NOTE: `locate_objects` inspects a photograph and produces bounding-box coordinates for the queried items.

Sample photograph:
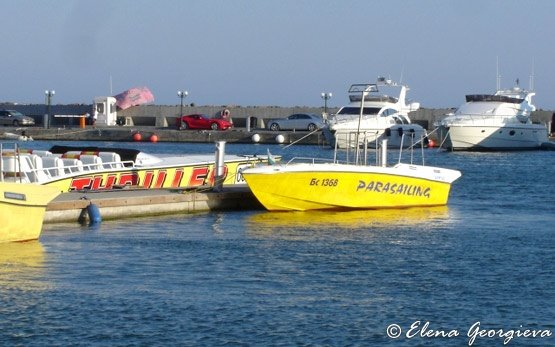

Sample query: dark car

[267,113,325,131]
[180,114,233,130]
[0,110,35,126]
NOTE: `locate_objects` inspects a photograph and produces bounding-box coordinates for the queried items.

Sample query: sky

[2,0,555,110]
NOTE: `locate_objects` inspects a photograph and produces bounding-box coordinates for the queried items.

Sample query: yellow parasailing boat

[242,161,461,211]
[0,181,61,243]
[242,83,462,211]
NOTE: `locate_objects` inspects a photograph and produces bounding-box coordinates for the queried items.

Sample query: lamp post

[177,90,188,129]
[44,90,55,129]
[321,92,332,115]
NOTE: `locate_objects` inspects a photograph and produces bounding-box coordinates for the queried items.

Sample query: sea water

[1,141,554,346]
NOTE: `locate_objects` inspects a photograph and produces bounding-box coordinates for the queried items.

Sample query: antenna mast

[529,59,535,91]
[496,57,501,90]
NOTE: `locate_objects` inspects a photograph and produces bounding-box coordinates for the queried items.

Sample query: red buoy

[132,133,142,142]
[149,134,158,143]
[428,139,436,148]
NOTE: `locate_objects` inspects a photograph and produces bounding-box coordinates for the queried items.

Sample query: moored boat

[242,160,461,211]
[438,80,549,151]
[242,84,461,212]
[0,181,60,243]
[1,144,277,192]
[323,77,426,149]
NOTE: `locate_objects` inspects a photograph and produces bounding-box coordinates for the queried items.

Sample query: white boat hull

[440,124,548,150]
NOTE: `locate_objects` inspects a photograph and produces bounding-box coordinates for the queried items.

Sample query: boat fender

[132,132,142,142]
[78,198,102,225]
[86,203,102,225]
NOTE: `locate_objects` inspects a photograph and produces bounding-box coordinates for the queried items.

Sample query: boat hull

[0,182,60,243]
[243,163,460,211]
[37,157,264,192]
[440,124,549,151]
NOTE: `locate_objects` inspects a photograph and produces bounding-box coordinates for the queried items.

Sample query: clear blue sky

[2,0,555,109]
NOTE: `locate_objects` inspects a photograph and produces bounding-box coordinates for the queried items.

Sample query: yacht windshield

[337,107,382,115]
[465,94,523,104]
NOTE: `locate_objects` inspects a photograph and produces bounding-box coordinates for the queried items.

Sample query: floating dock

[45,186,262,224]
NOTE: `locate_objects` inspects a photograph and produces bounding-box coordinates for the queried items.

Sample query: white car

[267,113,325,131]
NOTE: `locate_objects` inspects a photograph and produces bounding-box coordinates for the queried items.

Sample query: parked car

[267,113,324,131]
[180,114,233,130]
[0,110,35,126]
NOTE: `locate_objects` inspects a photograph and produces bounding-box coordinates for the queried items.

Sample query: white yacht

[438,82,549,151]
[323,77,426,148]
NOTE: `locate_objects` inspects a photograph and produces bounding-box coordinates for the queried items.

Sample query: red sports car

[179,114,233,130]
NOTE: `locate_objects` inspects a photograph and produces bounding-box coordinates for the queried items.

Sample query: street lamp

[44,90,55,129]
[177,90,188,129]
[321,92,332,115]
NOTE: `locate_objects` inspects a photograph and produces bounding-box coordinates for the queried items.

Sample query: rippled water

[1,141,554,346]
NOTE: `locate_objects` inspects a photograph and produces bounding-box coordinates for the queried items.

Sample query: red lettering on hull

[153,171,167,188]
[172,169,184,187]
[142,171,154,188]
[188,167,208,187]
[67,165,232,191]
[70,177,93,191]
[118,172,139,186]
[91,175,117,190]
[208,165,228,185]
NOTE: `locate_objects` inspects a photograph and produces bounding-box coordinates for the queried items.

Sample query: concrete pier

[45,186,262,224]
[9,126,328,145]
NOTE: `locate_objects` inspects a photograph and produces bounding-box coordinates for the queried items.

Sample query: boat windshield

[337,107,382,115]
[465,94,523,104]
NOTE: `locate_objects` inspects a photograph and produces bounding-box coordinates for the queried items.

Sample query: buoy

[149,134,158,143]
[252,133,261,143]
[275,134,285,144]
[428,139,436,148]
[86,203,102,225]
[132,132,142,142]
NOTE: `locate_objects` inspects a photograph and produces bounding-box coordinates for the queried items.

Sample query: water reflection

[0,241,48,291]
[246,206,452,240]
